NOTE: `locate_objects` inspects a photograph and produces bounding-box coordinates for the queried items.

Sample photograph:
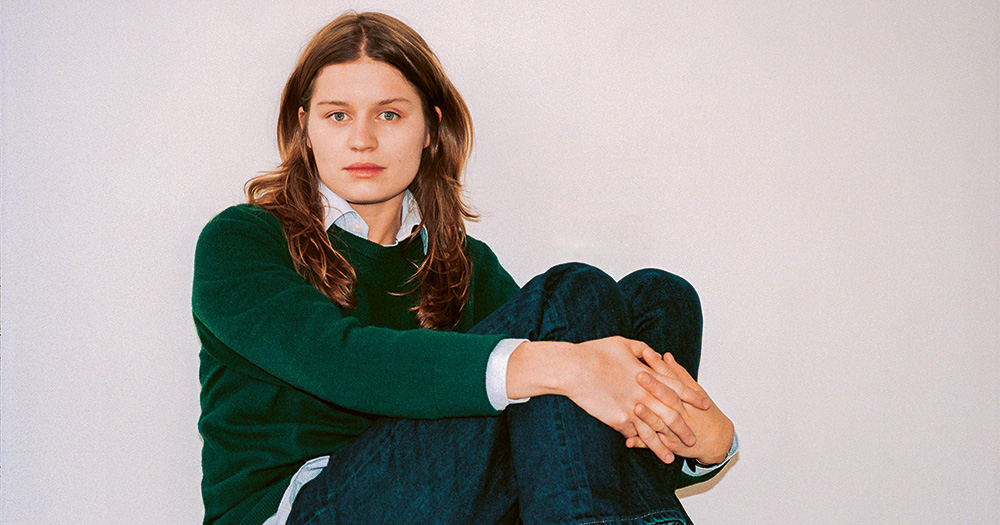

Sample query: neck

[350,195,404,246]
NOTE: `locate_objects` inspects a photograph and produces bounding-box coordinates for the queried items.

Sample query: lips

[344,162,385,177]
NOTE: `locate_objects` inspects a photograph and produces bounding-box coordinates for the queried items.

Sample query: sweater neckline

[328,225,424,263]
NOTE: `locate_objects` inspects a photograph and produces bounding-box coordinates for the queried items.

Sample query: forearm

[505,341,578,399]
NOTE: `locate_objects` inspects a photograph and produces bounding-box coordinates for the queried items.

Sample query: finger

[618,421,639,439]
[653,428,688,451]
[635,400,697,448]
[663,352,697,385]
[627,339,654,359]
[661,351,712,410]
[625,436,649,449]
[637,370,682,407]
[636,371,699,446]
[633,418,675,464]
[639,346,664,366]
[644,349,711,410]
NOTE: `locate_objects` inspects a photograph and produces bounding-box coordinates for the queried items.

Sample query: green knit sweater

[193,204,520,525]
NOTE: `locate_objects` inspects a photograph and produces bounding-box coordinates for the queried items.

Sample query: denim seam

[573,509,680,525]
[557,395,590,520]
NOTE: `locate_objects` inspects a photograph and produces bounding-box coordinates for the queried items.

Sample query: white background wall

[2,2,997,523]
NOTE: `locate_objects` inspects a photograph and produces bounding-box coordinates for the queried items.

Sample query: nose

[348,119,377,151]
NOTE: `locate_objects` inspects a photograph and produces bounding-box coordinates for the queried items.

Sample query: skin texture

[300,58,430,245]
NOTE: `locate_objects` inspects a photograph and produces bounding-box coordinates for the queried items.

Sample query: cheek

[395,127,429,167]
[307,141,345,185]
[306,125,340,162]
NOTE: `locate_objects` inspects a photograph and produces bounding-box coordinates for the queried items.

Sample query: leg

[289,264,695,525]
[618,269,706,489]
[286,415,519,524]
[618,269,703,380]
[469,263,692,525]
[286,264,631,525]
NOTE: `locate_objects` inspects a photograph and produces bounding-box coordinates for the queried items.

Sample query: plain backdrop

[2,2,997,524]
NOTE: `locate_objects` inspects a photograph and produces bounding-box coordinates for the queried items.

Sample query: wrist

[506,341,577,399]
[694,412,735,466]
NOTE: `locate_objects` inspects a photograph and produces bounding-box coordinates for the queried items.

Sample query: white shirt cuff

[682,431,739,477]
[485,338,530,411]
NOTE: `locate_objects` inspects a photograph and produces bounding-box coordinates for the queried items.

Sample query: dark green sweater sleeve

[193,205,504,418]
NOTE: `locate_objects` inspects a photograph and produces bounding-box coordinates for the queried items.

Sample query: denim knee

[536,262,630,341]
[618,269,703,377]
[619,269,701,326]
[542,262,624,311]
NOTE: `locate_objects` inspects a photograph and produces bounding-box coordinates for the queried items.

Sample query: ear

[425,106,442,148]
[298,107,311,148]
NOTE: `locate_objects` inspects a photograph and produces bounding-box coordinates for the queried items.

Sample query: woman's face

[301,58,430,220]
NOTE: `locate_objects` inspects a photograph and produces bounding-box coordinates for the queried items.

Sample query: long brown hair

[246,12,476,329]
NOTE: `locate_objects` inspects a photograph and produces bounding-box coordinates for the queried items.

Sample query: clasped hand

[569,337,733,466]
[507,337,733,466]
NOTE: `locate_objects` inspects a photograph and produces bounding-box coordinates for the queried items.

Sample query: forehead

[311,58,421,106]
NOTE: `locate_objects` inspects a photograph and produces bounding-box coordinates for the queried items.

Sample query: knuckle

[659,386,678,403]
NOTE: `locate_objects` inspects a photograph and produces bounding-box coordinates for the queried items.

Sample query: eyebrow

[314,97,416,107]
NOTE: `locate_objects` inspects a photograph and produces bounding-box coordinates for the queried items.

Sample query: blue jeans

[286,263,703,525]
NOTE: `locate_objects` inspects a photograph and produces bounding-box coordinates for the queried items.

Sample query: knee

[542,263,619,299]
[619,269,702,326]
[544,262,613,284]
[539,263,628,331]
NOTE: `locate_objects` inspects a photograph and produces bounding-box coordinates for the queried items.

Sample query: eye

[329,112,347,122]
[380,111,399,121]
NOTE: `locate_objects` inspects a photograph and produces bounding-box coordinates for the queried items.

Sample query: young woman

[194,11,736,525]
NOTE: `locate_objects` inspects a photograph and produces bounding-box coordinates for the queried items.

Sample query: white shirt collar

[317,182,424,248]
